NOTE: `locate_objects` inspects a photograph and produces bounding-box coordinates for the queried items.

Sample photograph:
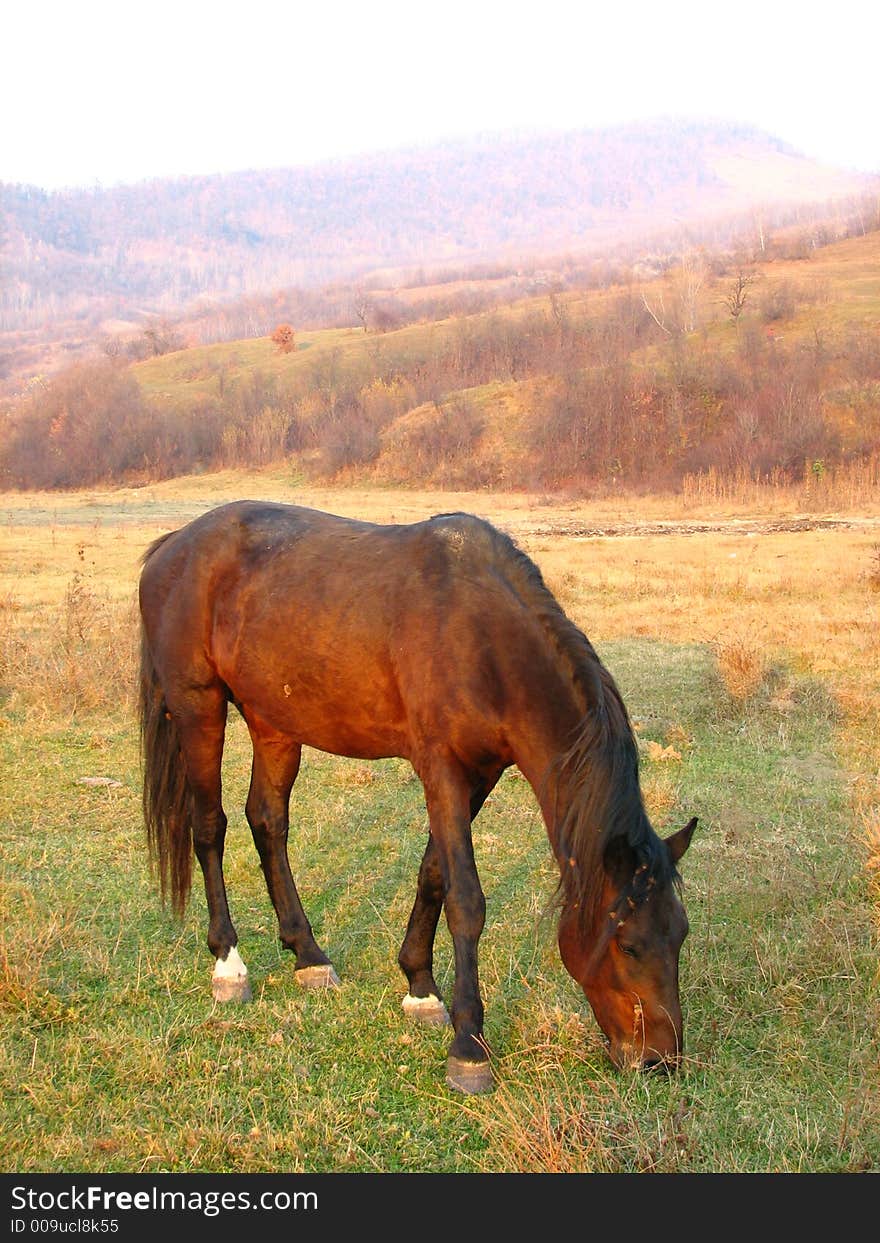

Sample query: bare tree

[352,289,370,332]
[676,251,706,334]
[721,270,756,323]
[641,251,706,336]
[641,288,673,336]
[754,211,767,254]
[548,286,568,334]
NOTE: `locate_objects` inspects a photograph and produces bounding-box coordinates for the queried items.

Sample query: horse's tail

[138,620,193,918]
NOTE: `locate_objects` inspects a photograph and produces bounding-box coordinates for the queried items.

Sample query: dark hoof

[295,964,341,990]
[446,1055,494,1095]
[402,993,451,1026]
[211,976,252,1003]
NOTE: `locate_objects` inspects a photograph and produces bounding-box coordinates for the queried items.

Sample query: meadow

[1,472,878,1172]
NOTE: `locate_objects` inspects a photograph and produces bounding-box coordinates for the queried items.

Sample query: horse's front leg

[399,771,503,1030]
[420,756,493,1095]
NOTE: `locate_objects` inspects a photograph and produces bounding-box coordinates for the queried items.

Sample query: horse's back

[140,501,505,618]
[138,502,529,761]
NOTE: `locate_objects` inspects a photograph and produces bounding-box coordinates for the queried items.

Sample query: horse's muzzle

[641,1054,680,1075]
[607,1042,681,1073]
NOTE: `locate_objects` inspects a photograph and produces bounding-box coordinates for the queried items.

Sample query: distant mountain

[0,119,874,375]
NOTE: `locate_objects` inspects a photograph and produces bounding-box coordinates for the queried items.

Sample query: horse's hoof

[295,964,341,989]
[211,947,251,1002]
[402,993,452,1026]
[211,975,252,1003]
[446,1055,494,1095]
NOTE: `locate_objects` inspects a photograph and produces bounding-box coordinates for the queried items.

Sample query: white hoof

[211,946,251,1002]
[402,993,451,1026]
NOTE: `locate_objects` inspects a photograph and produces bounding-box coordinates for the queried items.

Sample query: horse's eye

[619,942,639,959]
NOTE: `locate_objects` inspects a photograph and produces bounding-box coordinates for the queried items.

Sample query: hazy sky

[4,0,878,189]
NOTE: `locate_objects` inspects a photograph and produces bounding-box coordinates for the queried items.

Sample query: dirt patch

[780,753,843,786]
[525,517,880,540]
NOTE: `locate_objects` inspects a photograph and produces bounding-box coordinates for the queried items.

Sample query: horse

[138,501,696,1094]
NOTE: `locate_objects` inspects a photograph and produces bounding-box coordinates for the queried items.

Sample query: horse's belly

[281,699,409,760]
[223,654,411,760]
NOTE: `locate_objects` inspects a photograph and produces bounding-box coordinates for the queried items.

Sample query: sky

[3,0,879,190]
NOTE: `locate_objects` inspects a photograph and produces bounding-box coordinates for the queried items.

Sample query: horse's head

[558,817,696,1071]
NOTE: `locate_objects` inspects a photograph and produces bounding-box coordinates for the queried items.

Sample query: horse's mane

[478,520,677,930]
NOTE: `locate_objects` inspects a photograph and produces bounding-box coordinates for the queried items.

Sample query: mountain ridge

[3,120,873,305]
[1,118,875,390]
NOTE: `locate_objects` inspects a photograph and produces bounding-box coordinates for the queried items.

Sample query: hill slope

[5,224,877,494]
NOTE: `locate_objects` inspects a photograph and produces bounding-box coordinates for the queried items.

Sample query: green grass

[1,631,876,1172]
[134,332,352,406]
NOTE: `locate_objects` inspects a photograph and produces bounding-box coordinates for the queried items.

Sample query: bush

[713,635,770,705]
[0,361,156,488]
[380,398,486,485]
[270,323,295,354]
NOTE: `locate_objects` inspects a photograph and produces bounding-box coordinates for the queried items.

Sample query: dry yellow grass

[3,478,876,904]
[712,637,769,704]
[2,471,877,698]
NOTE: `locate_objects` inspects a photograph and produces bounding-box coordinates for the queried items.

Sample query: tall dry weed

[713,635,769,704]
[0,593,28,692]
[681,453,880,510]
[472,1070,616,1172]
[868,544,880,593]
[863,809,880,924]
[0,577,137,719]
[463,1045,692,1173]
[0,887,79,1028]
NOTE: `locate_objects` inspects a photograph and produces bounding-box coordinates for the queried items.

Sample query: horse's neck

[509,686,585,865]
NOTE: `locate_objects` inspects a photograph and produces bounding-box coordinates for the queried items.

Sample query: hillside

[142,228,880,490]
[3,223,878,496]
[1,119,875,392]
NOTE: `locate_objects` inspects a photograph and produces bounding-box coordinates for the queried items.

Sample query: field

[1,472,878,1172]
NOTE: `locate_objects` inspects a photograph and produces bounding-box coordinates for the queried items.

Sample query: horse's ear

[665,817,698,865]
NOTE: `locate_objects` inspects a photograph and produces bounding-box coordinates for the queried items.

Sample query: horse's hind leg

[175,687,250,1002]
[399,770,502,1030]
[245,720,338,989]
[398,835,450,1025]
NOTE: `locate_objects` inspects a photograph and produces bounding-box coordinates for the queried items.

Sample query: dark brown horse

[138,501,696,1093]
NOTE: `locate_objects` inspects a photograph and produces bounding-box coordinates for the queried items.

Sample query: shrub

[0,361,156,488]
[0,579,136,719]
[270,323,296,354]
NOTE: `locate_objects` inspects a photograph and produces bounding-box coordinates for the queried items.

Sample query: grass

[1,479,878,1172]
